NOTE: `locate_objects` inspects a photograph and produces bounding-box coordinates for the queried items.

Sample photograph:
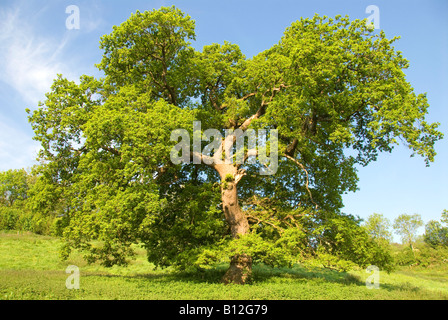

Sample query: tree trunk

[410,239,416,259]
[221,180,249,239]
[222,254,253,285]
[215,164,251,284]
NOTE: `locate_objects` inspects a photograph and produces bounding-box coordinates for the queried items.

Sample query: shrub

[0,206,20,230]
[0,205,57,235]
[393,243,448,267]
[394,247,416,266]
[414,245,448,267]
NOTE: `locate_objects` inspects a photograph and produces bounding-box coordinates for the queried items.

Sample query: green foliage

[424,220,448,247]
[393,242,448,268]
[393,213,424,247]
[313,212,395,272]
[0,169,30,206]
[442,209,448,225]
[97,6,196,106]
[363,213,392,242]
[0,206,20,230]
[423,210,448,247]
[413,245,448,267]
[0,202,59,236]
[141,181,228,270]
[0,168,59,235]
[394,246,417,266]
[23,7,442,275]
[159,210,395,273]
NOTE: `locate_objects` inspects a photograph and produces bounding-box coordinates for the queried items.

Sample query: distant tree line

[0,168,65,236]
[363,211,448,267]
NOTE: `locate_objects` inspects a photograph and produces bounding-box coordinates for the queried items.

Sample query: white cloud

[0,5,74,171]
[0,6,74,105]
[0,2,104,171]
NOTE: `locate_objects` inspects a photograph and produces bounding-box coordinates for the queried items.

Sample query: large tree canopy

[27,7,442,283]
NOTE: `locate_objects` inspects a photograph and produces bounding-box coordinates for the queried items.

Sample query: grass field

[1,230,447,300]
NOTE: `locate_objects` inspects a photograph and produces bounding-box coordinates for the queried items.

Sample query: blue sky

[0,0,447,241]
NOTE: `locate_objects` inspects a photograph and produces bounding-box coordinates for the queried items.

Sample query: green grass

[1,230,447,300]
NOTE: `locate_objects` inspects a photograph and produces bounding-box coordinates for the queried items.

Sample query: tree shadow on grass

[79,264,448,299]
[114,263,366,287]
[251,264,365,286]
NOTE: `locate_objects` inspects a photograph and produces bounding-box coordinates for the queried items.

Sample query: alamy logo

[365,5,380,30]
[170,121,278,175]
[366,265,380,289]
[65,5,80,30]
[65,265,80,289]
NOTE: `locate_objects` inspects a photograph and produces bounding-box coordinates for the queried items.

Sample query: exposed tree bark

[220,181,252,284]
[220,177,249,239]
[213,163,251,284]
[222,254,253,285]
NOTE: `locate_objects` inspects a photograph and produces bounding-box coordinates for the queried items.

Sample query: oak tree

[27,7,442,283]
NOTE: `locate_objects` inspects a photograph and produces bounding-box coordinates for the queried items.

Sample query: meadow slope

[1,231,447,300]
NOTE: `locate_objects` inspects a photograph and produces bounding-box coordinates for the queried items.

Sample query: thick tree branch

[239,84,290,131]
[219,91,257,111]
[246,213,284,234]
[285,138,298,157]
[208,90,220,111]
[191,151,215,167]
[102,146,121,156]
[70,145,87,157]
[234,168,246,184]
